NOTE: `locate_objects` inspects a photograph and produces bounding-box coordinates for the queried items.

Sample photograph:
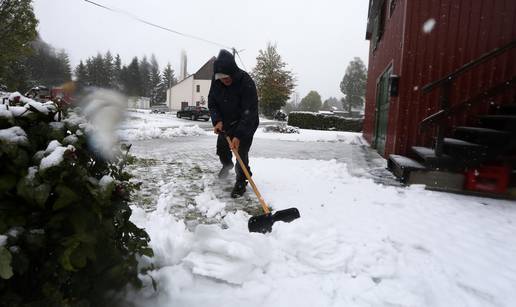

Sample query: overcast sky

[33,0,369,100]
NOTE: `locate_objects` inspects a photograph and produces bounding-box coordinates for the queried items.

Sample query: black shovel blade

[273,207,300,223]
[248,208,301,233]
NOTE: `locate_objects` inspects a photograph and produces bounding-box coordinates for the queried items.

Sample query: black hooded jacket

[208,50,259,139]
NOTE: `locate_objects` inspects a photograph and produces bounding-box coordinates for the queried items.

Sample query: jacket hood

[214,49,239,77]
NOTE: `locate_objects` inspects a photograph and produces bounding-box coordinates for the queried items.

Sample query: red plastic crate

[465,165,510,194]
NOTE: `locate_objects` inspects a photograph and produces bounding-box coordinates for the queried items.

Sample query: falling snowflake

[423,18,436,33]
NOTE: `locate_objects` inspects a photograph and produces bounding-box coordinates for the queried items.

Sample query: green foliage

[340,57,367,113]
[252,43,295,117]
[0,0,38,89]
[299,91,322,112]
[0,99,153,306]
[288,112,363,132]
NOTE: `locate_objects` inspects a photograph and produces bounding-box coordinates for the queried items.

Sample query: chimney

[180,50,188,81]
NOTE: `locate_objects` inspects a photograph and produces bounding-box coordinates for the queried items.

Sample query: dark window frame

[389,0,397,17]
[372,0,387,51]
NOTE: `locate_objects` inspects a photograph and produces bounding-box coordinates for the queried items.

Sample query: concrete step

[454,126,511,146]
[479,115,516,131]
[493,104,516,115]
[442,137,489,162]
[387,154,426,183]
[411,146,459,170]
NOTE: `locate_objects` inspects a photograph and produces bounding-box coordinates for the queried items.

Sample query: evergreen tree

[121,57,141,97]
[74,60,88,90]
[104,51,115,88]
[158,63,176,102]
[340,57,367,113]
[0,0,38,89]
[252,43,295,117]
[113,54,123,91]
[84,54,105,87]
[299,91,322,112]
[149,54,161,104]
[56,50,71,81]
[139,56,151,97]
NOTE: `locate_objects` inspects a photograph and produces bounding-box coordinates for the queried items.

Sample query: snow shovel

[225,136,300,233]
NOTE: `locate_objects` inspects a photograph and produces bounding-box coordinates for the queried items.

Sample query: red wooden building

[363,0,516,197]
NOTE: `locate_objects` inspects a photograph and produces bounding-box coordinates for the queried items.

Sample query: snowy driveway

[122,111,516,307]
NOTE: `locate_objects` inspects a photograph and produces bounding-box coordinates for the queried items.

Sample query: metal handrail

[419,39,516,156]
[421,39,516,93]
[420,76,516,129]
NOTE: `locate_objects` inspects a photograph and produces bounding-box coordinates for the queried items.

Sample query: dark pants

[217,134,253,183]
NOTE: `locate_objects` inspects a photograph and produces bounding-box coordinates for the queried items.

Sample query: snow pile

[0,235,7,247]
[40,140,75,170]
[183,224,271,284]
[129,158,516,307]
[262,124,299,134]
[0,126,28,145]
[118,125,206,141]
[255,128,364,144]
[194,184,226,219]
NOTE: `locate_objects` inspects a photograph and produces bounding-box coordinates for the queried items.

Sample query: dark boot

[218,163,234,179]
[231,180,247,198]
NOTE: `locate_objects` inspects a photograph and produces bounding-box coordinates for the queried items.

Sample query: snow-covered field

[123,111,516,307]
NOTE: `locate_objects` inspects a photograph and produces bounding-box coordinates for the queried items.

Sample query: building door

[373,66,392,155]
[181,101,188,110]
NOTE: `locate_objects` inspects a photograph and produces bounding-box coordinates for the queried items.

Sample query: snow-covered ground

[118,110,209,141]
[255,127,365,144]
[119,110,364,144]
[121,111,516,307]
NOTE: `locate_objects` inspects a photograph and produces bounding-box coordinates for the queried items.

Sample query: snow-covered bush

[262,123,300,134]
[288,111,363,132]
[0,93,152,306]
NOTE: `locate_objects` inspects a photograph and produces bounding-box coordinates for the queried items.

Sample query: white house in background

[166,57,215,111]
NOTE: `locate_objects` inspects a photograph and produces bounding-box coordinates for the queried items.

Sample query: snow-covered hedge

[287,111,363,132]
[0,93,152,306]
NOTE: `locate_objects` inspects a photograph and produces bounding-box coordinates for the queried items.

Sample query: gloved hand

[214,121,223,134]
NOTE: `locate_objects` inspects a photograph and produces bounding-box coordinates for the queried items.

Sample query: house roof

[194,57,216,80]
[170,57,216,89]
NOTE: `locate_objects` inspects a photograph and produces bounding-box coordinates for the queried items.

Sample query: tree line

[74,53,177,104]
